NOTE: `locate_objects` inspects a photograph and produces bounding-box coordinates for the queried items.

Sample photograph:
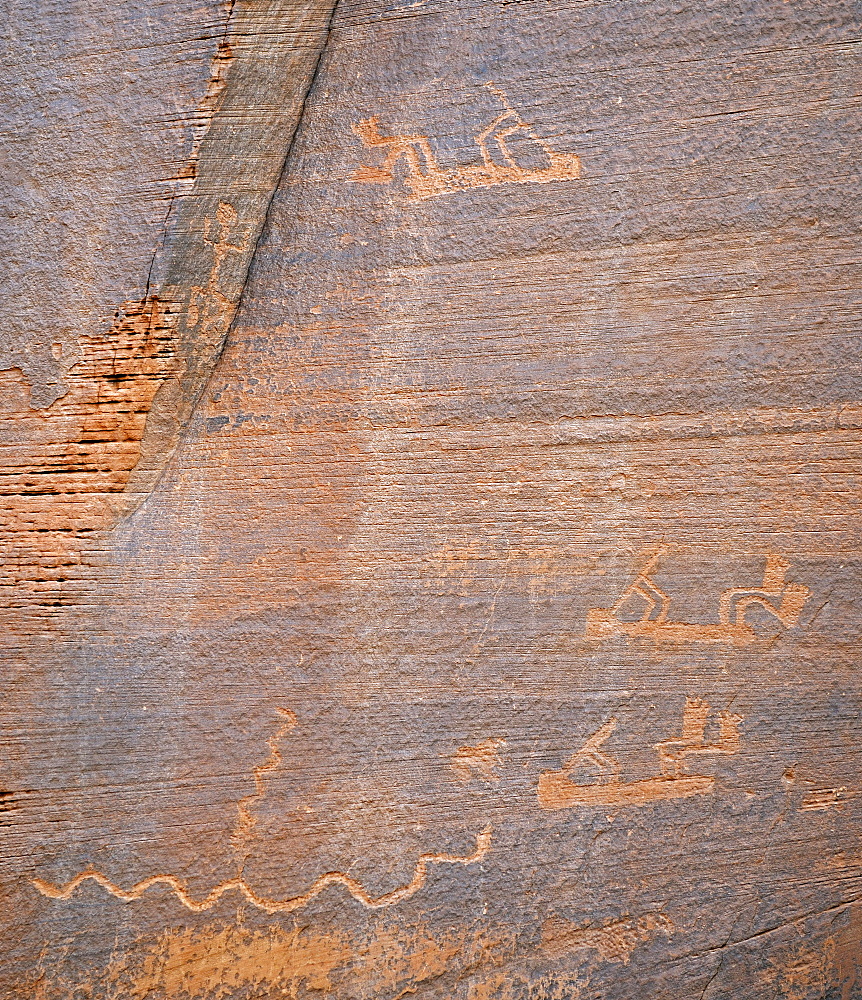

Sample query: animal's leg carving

[494,123,525,168]
[614,580,671,624]
[775,582,812,627]
[476,112,514,171]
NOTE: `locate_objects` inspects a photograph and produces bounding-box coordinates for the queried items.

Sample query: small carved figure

[450,738,507,783]
[585,548,811,646]
[187,201,251,339]
[351,84,581,201]
[350,116,446,194]
[654,698,743,776]
[717,555,811,631]
[537,699,743,810]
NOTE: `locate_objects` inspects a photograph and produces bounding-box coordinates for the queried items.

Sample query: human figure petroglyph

[585,548,811,646]
[537,699,743,810]
[32,709,492,913]
[350,84,581,201]
[187,201,251,338]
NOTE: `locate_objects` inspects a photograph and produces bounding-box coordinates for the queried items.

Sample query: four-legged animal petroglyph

[449,738,507,783]
[351,84,581,201]
[32,709,492,914]
[585,549,810,646]
[538,698,743,810]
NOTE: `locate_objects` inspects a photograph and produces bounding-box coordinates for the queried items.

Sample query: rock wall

[2,2,861,997]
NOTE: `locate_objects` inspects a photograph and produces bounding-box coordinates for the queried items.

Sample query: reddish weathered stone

[2,2,861,997]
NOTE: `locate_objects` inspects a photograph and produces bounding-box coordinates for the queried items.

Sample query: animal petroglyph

[351,84,581,201]
[538,698,743,810]
[32,710,492,914]
[653,698,742,775]
[585,549,811,646]
[449,739,507,783]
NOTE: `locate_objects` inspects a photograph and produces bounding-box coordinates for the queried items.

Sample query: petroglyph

[779,943,838,1000]
[768,901,862,1000]
[463,972,588,1000]
[538,699,743,810]
[187,201,252,343]
[32,708,492,914]
[31,827,493,914]
[654,698,743,775]
[231,707,297,866]
[351,84,581,200]
[585,549,811,646]
[0,200,252,601]
[449,739,507,783]
[784,770,860,812]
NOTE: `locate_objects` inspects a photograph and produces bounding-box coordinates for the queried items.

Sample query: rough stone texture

[1,1,861,998]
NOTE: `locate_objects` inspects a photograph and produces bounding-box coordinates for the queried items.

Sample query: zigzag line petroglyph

[31,827,493,914]
[232,706,296,866]
[32,708,492,914]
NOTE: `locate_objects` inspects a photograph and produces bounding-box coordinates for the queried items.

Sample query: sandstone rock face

[2,2,861,997]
